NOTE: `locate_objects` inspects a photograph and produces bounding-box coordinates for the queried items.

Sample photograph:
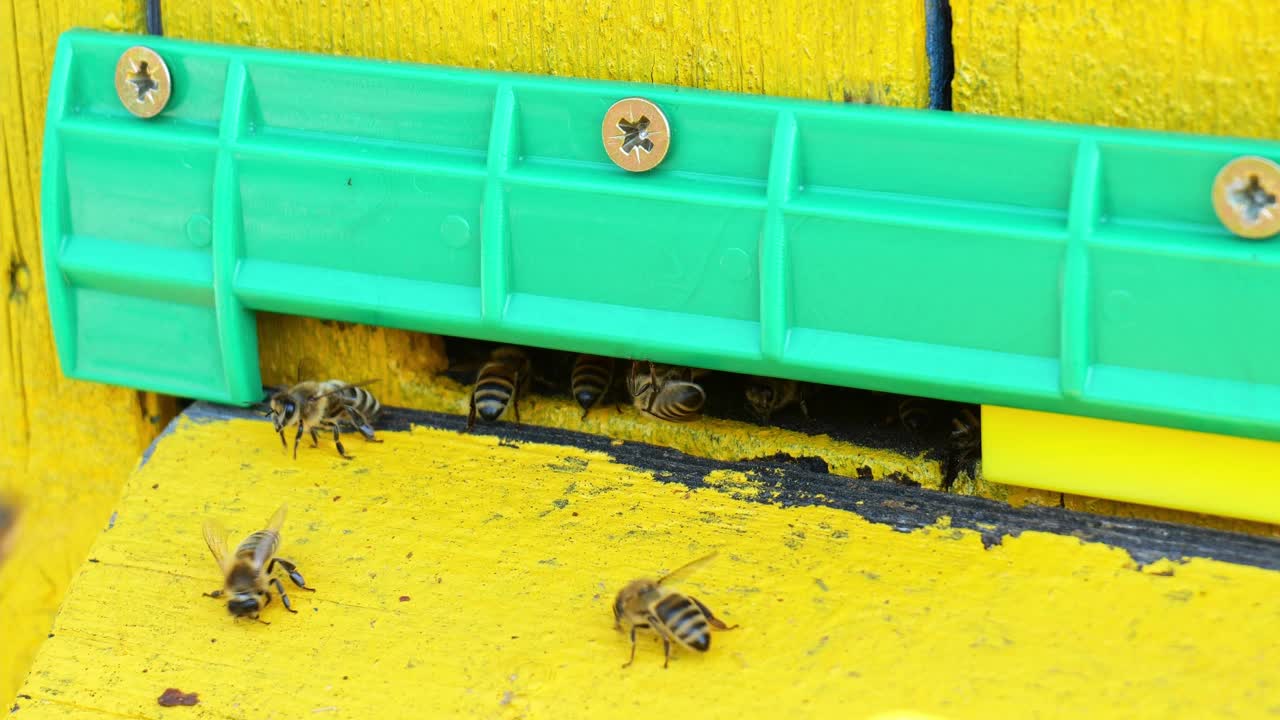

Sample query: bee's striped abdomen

[474,361,518,421]
[572,355,614,414]
[336,385,381,424]
[235,530,279,566]
[644,381,705,422]
[654,593,711,652]
[898,397,932,433]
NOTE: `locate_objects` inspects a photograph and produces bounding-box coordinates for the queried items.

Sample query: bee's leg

[332,427,353,460]
[346,408,381,443]
[511,371,523,425]
[277,430,287,449]
[269,577,298,613]
[621,625,641,668]
[798,396,810,420]
[690,596,739,631]
[268,558,316,592]
[309,428,321,447]
[645,361,661,413]
[202,590,224,599]
[466,390,478,432]
[662,637,672,669]
[293,422,305,459]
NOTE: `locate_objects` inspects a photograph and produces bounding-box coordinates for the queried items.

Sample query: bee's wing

[315,379,380,400]
[657,552,718,587]
[202,519,233,575]
[253,504,289,569]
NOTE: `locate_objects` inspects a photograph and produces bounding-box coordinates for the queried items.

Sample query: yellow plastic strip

[984,405,1280,525]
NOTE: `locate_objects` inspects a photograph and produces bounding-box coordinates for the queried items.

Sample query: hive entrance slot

[436,336,981,491]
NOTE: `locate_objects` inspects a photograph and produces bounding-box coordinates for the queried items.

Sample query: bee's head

[745,383,773,414]
[613,579,658,627]
[227,592,261,618]
[612,591,626,625]
[268,391,299,433]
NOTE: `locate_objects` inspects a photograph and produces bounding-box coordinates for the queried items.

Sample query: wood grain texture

[13,407,1280,719]
[951,0,1280,137]
[0,0,176,703]
[164,0,930,105]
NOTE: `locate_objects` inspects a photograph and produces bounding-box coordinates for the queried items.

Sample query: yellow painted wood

[0,0,177,704]
[3,1,931,703]
[984,406,1280,526]
[14,412,1280,718]
[951,0,1280,534]
[225,0,940,493]
[950,0,1280,138]
[258,318,1280,539]
[164,0,930,106]
[257,315,947,488]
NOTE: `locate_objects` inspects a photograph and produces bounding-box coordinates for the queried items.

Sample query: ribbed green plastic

[42,30,1280,443]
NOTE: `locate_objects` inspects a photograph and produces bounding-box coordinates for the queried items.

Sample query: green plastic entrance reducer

[42,30,1280,445]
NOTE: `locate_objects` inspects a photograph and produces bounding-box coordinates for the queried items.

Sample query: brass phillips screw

[602,97,670,173]
[1212,156,1280,240]
[115,46,172,119]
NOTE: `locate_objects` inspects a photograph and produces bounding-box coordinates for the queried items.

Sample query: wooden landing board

[12,403,1280,719]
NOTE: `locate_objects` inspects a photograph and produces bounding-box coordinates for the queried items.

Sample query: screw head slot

[602,98,670,173]
[115,46,172,119]
[1212,156,1280,240]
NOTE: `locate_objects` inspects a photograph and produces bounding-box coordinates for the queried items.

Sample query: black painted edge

[925,0,954,110]
[145,0,163,36]
[178,401,1280,572]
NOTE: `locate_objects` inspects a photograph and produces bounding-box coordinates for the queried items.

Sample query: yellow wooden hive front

[2,0,1280,717]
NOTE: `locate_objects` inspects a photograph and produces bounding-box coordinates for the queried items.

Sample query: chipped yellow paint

[15,413,1280,718]
[950,0,1280,138]
[702,469,767,501]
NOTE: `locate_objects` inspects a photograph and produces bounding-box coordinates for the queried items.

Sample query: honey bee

[467,346,532,430]
[0,498,19,567]
[744,377,808,422]
[571,354,615,419]
[942,407,982,489]
[895,396,935,434]
[627,361,706,423]
[202,504,314,620]
[613,552,738,668]
[267,379,383,460]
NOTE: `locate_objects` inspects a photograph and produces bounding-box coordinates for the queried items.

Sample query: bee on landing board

[571,354,616,419]
[612,552,738,668]
[627,361,707,423]
[468,346,532,431]
[202,504,314,621]
[942,407,982,490]
[744,376,808,423]
[266,379,383,460]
